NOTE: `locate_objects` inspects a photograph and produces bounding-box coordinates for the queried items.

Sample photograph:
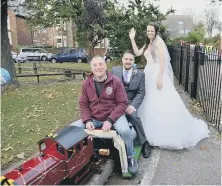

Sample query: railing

[168,44,221,132]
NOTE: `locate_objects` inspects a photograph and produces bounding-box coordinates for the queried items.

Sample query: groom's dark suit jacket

[111,66,145,110]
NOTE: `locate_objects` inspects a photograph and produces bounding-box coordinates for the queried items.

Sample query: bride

[129,22,210,149]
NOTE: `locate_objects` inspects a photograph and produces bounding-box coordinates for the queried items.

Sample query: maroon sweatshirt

[79,72,128,124]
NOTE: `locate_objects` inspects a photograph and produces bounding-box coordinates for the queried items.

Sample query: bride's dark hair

[149,22,159,38]
[142,22,160,61]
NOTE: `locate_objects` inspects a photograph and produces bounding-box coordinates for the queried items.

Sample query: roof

[53,126,88,149]
[8,0,28,18]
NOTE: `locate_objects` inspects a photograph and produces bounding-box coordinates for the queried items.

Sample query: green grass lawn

[14,61,123,72]
[1,81,82,167]
[15,62,91,72]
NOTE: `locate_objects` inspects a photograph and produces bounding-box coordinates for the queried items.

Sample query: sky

[118,0,221,22]
[158,0,221,21]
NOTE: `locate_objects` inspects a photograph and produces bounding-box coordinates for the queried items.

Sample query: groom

[112,50,151,158]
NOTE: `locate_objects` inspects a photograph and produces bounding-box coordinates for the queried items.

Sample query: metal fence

[168,44,221,132]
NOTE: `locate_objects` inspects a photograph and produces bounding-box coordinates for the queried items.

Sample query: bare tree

[210,0,222,3]
[215,22,222,31]
[204,9,218,37]
[183,8,195,18]
[183,8,202,26]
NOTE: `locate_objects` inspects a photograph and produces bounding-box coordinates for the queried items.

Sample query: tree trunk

[1,0,19,87]
[89,46,94,57]
[92,46,95,56]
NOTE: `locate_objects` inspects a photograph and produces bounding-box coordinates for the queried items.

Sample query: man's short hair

[90,55,105,64]
[123,50,135,57]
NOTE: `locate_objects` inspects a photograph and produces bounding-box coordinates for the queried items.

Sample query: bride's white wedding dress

[138,39,210,149]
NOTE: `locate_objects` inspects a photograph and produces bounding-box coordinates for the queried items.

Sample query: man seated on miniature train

[78,56,138,174]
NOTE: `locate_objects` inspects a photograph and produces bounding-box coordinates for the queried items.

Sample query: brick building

[8,9,32,51]
[32,20,76,48]
[8,0,76,50]
[8,0,108,56]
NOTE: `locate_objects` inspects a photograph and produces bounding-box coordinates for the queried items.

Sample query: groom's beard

[123,65,133,70]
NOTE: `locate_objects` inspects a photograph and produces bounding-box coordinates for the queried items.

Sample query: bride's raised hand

[129,28,136,40]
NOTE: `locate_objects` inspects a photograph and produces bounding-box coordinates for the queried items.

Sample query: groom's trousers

[126,111,147,145]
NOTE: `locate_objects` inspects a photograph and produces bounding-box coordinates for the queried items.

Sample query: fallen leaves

[200,146,208,150]
[2,146,13,152]
[16,152,25,159]
[1,81,82,166]
[46,93,54,99]
[9,124,14,127]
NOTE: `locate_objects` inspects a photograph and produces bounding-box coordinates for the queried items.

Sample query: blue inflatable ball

[1,68,11,85]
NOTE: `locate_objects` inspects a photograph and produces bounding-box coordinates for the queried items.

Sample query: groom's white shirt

[123,67,133,83]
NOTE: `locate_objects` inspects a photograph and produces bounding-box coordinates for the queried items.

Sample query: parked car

[11,51,26,63]
[19,48,53,61]
[50,48,90,63]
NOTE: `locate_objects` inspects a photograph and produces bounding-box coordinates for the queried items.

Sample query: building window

[56,24,60,30]
[63,23,66,31]
[42,27,47,33]
[55,19,61,30]
[178,21,184,25]
[57,38,62,47]
[179,30,185,34]
[34,31,37,37]
[185,30,190,34]
[63,38,67,47]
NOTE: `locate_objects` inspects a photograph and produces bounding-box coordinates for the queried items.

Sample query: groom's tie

[123,70,129,84]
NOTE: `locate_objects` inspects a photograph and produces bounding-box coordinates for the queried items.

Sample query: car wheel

[105,57,111,63]
[77,58,82,63]
[41,56,48,61]
[51,58,57,63]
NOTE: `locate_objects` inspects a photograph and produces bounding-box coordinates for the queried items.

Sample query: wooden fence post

[18,62,22,74]
[33,63,38,74]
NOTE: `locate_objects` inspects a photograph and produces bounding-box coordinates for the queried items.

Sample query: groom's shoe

[142,141,151,158]
[128,157,138,174]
